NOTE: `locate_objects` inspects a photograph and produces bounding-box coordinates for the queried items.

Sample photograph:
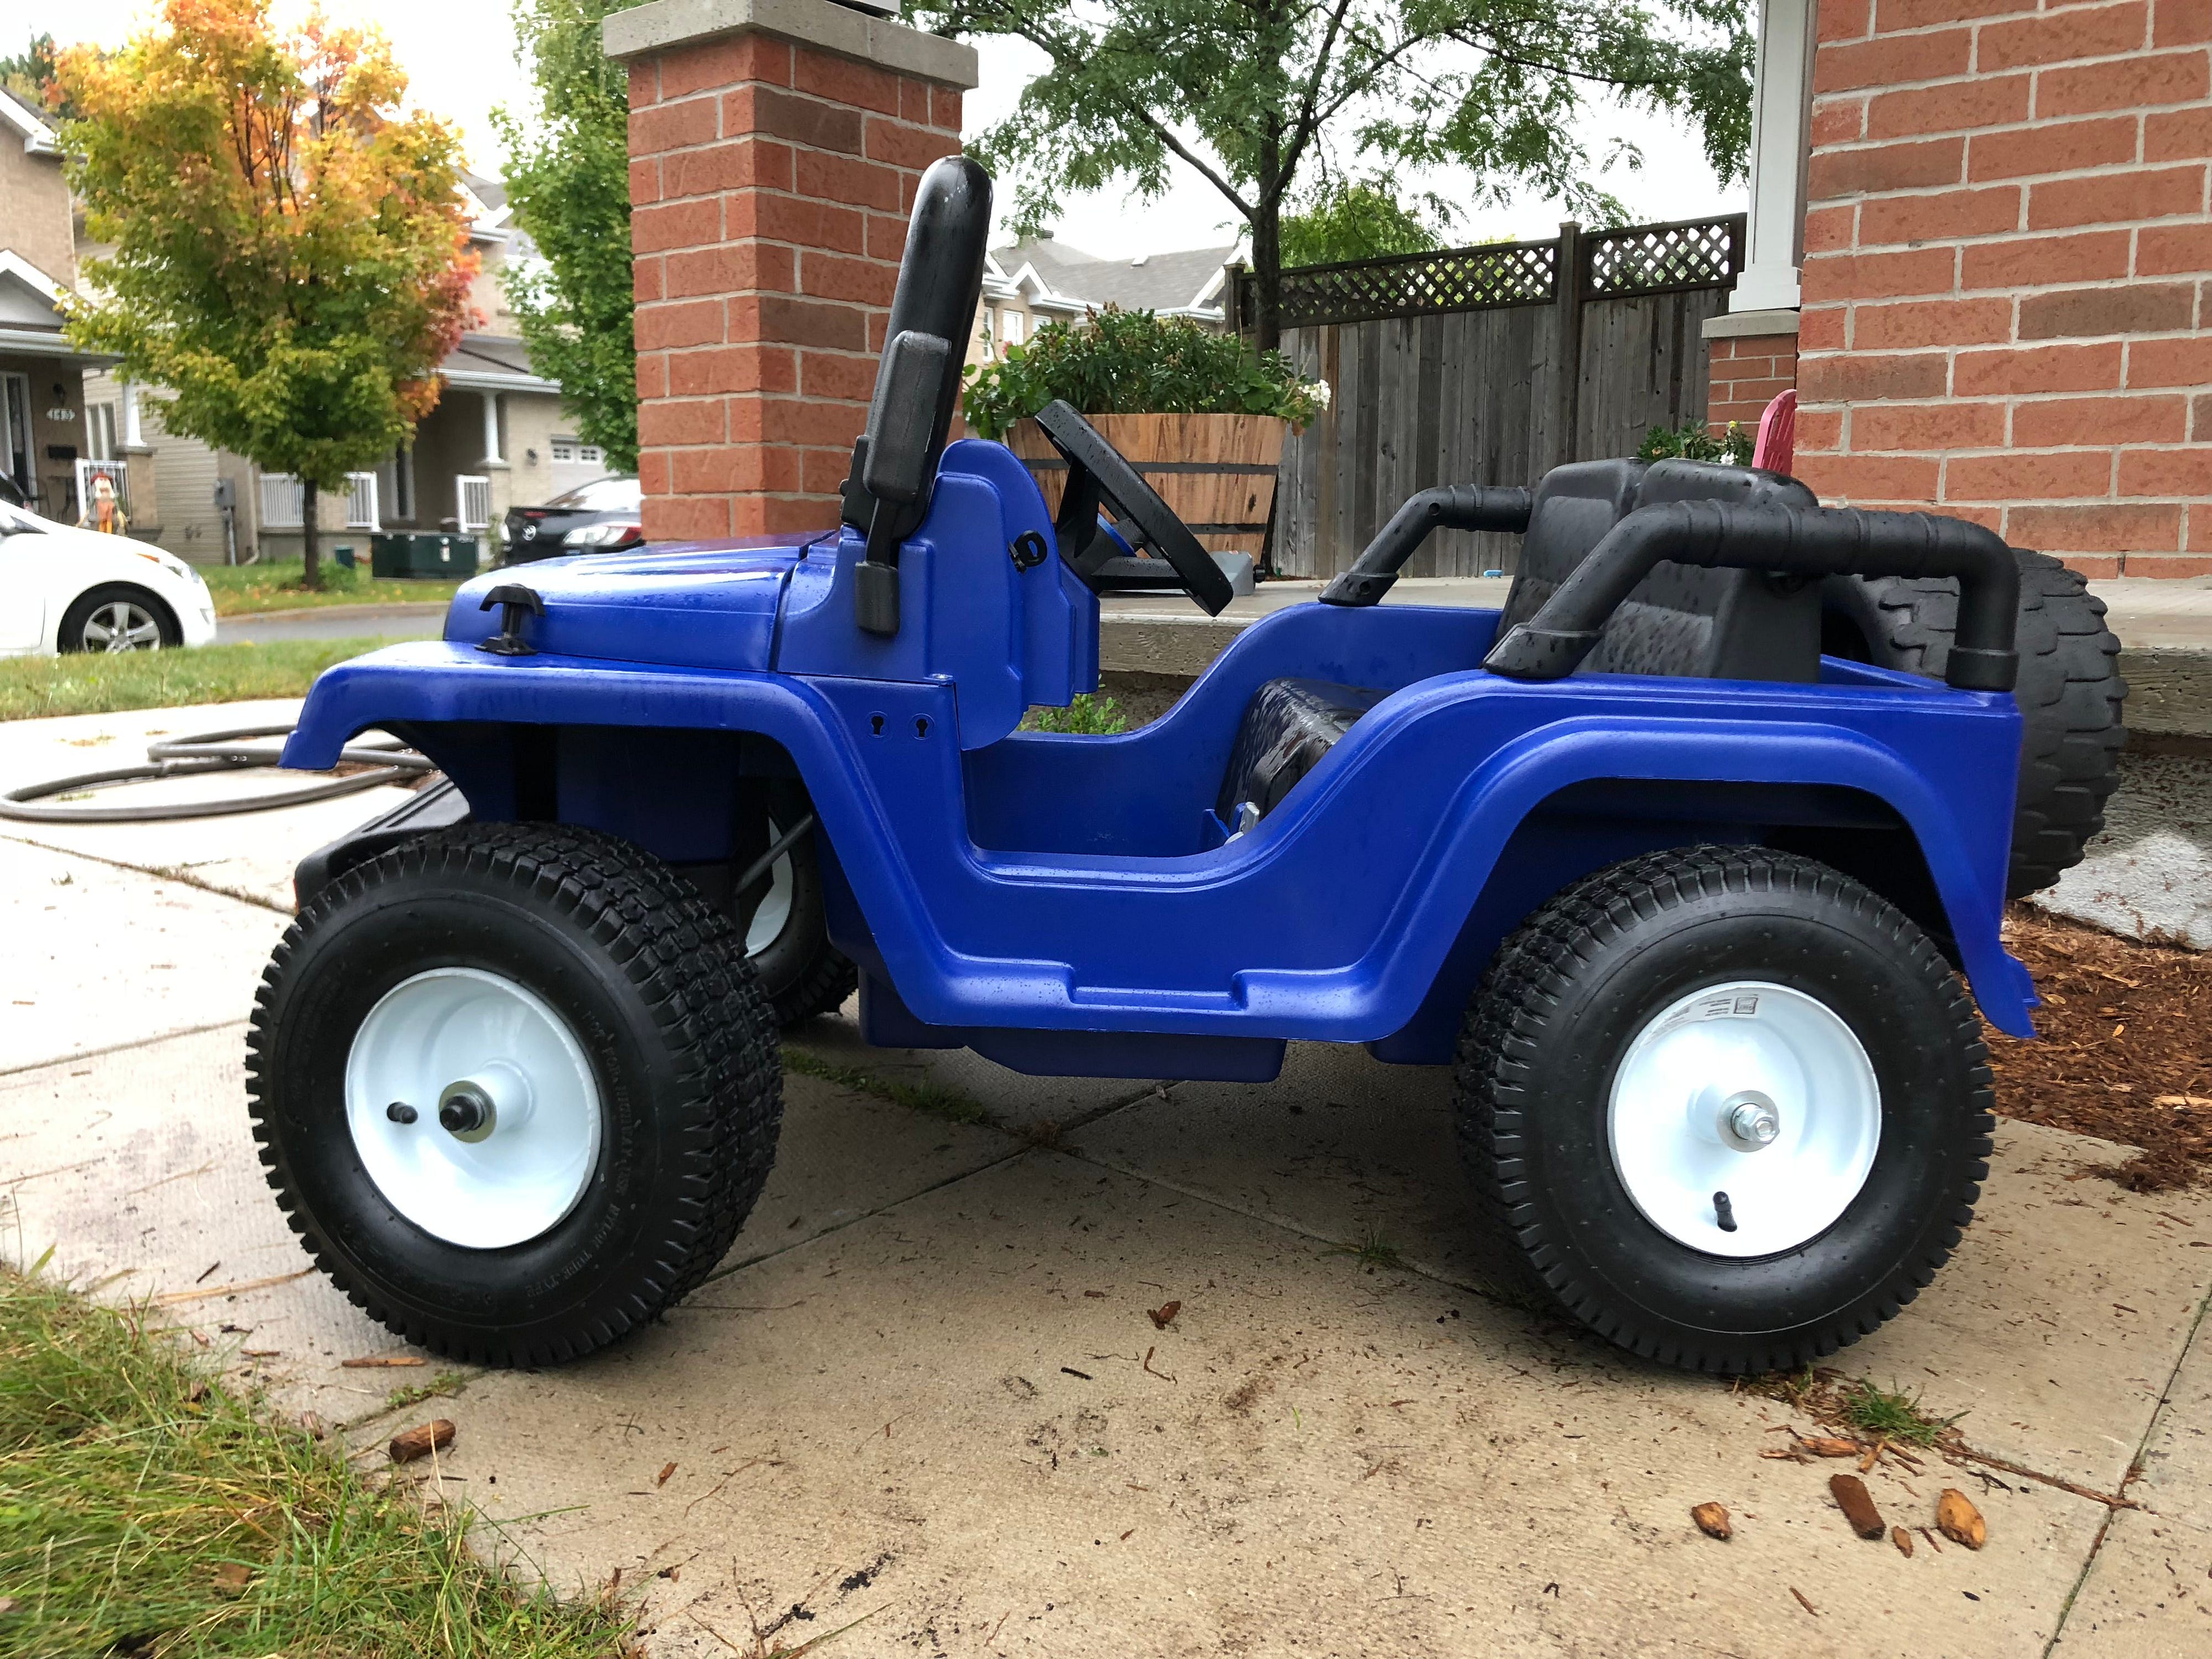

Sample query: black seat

[1498,458,1824,682]
[1217,458,1826,830]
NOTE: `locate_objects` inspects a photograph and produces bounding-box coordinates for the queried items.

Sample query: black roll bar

[1318,486,1535,607]
[1481,499,2021,691]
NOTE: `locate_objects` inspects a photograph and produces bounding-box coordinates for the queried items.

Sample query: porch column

[479,390,507,467]
[1731,0,1815,314]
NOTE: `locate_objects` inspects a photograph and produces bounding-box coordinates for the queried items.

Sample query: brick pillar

[1795,0,2212,577]
[1704,316,1801,441]
[607,0,978,542]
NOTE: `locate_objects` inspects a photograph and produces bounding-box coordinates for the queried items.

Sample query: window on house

[1002,310,1025,346]
[577,444,603,466]
[87,403,117,462]
[551,441,575,463]
[1,374,31,504]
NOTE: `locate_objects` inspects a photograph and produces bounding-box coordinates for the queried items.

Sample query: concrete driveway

[4,700,2209,1657]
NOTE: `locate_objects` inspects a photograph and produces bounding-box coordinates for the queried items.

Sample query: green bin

[370,531,479,578]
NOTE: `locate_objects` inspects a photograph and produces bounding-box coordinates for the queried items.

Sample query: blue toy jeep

[252,158,2124,1375]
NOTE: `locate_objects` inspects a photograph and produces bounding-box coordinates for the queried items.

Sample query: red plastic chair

[1751,388,1797,476]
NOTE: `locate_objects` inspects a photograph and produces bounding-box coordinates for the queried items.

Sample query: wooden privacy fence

[1229,215,1745,578]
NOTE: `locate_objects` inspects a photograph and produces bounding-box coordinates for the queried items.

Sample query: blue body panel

[287,441,2036,1074]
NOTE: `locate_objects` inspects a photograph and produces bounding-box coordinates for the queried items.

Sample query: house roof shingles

[992,235,1236,318]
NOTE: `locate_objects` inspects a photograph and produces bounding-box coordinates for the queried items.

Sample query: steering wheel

[1032,400,1234,616]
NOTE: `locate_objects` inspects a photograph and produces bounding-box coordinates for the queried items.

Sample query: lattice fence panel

[1587,217,1743,297]
[1251,239,1559,330]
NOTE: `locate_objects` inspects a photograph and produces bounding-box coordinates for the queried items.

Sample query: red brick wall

[1708,333,1803,437]
[1798,0,2212,576]
[626,33,962,541]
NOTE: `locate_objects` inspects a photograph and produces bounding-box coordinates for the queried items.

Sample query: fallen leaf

[1691,1501,1731,1540]
[1797,1434,1860,1458]
[212,1563,252,1596]
[1147,1301,1181,1330]
[389,1419,456,1463]
[1830,1473,1886,1540]
[342,1355,426,1369]
[1937,1488,1986,1549]
[1790,1586,1818,1616]
[1892,1525,1914,1558]
[657,1462,677,1486]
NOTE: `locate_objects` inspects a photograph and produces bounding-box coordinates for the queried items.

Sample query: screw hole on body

[869,714,885,736]
[914,715,930,738]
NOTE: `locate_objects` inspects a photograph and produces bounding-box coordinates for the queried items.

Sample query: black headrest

[840,155,993,530]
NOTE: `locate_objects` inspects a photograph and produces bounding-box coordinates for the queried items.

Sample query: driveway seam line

[2042,1268,2212,1655]
[0,1017,250,1078]
[1,832,289,913]
[694,1079,1170,1286]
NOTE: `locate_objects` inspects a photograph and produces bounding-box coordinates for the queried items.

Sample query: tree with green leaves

[916,0,1754,347]
[1279,176,1452,267]
[56,0,475,587]
[496,0,645,474]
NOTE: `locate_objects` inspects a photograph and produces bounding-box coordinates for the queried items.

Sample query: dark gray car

[499,476,642,564]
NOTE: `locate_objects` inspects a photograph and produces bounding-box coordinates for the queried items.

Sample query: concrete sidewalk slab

[435,1150,2120,1658]
[0,839,287,1074]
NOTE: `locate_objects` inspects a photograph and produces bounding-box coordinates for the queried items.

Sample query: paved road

[4,700,2209,1655]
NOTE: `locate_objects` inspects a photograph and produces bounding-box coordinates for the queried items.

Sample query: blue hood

[443,536,829,671]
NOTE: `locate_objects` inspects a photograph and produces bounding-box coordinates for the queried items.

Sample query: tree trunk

[1253,124,1285,352]
[302,479,321,589]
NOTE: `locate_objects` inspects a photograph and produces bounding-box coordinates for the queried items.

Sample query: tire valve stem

[386,1102,418,1125]
[1713,1191,1738,1233]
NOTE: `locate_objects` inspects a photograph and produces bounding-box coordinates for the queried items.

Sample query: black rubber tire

[1455,845,1994,1375]
[744,781,857,1027]
[57,583,181,653]
[246,823,781,1366]
[1822,550,2125,898]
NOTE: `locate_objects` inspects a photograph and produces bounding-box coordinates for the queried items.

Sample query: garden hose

[0,724,434,824]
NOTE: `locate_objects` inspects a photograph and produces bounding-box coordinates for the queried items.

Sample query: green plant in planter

[1639,420,1754,466]
[962,307,1327,441]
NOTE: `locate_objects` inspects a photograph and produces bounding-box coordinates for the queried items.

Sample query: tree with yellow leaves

[57,0,476,586]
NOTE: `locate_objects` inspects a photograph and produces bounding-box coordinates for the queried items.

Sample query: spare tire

[1822,550,2126,899]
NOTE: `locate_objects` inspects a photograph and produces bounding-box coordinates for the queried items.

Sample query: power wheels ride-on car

[252,157,2124,1375]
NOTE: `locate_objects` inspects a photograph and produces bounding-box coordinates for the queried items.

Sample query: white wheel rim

[1608,980,1881,1259]
[345,968,603,1249]
[744,825,795,957]
[85,601,161,651]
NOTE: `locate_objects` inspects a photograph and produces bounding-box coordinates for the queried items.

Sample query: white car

[0,500,218,655]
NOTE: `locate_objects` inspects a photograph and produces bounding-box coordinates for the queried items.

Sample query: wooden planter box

[1005,413,1287,560]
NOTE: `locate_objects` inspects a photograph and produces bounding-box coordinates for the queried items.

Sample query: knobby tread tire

[246,822,781,1366]
[1453,845,1995,1374]
[769,938,858,1029]
[1823,550,2126,898]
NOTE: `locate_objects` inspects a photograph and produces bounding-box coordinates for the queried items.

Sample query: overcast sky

[4,1,1745,257]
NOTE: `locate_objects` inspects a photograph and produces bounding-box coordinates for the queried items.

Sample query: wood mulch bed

[1987,906,2212,1191]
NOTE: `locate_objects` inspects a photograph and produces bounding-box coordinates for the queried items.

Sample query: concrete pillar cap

[603,0,980,88]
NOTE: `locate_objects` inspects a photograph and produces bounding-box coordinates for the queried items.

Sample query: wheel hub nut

[1723,1092,1780,1149]
[437,1080,497,1142]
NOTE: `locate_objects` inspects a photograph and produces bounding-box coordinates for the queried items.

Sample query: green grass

[780,1046,992,1126]
[1022,693,1128,735]
[200,560,466,618]
[1836,1378,1964,1447]
[0,1266,633,1659]
[0,639,388,722]
[1329,1227,1409,1273]
[384,1371,470,1415]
